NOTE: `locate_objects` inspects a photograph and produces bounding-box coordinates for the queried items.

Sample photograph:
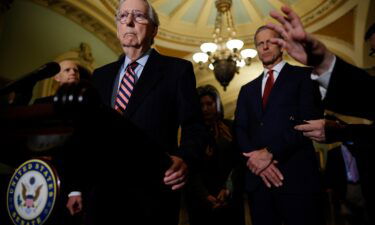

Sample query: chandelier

[192,0,257,91]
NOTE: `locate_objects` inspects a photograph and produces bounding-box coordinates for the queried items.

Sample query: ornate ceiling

[24,0,374,117]
[29,0,361,54]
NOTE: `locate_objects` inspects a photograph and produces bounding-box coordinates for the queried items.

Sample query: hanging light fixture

[192,0,257,91]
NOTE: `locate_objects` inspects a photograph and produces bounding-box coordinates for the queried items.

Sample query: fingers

[242,152,251,157]
[164,162,177,177]
[259,163,284,188]
[253,158,272,175]
[281,5,303,29]
[294,120,326,142]
[263,169,282,188]
[164,155,186,179]
[302,131,325,142]
[165,172,187,190]
[268,163,284,181]
[254,165,265,175]
[164,156,188,190]
[254,167,263,175]
[164,170,187,185]
[269,9,286,25]
[267,23,289,41]
[217,189,229,202]
[260,173,272,188]
[171,180,186,190]
[248,158,261,173]
[294,123,315,131]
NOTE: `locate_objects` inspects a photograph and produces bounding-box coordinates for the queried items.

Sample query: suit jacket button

[260,122,264,126]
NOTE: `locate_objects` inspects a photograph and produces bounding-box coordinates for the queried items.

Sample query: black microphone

[0,62,61,95]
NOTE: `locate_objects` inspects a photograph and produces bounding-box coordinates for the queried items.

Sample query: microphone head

[0,62,61,95]
[34,62,61,80]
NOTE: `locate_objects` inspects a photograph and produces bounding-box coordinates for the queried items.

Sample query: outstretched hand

[267,6,334,74]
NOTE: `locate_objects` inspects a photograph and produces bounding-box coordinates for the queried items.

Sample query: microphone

[0,62,61,95]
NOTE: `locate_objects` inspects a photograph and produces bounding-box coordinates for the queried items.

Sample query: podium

[0,83,172,225]
[0,103,77,225]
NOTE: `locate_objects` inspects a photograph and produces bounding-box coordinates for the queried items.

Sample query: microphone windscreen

[35,62,61,80]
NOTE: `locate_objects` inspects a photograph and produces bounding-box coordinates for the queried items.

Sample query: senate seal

[7,159,60,225]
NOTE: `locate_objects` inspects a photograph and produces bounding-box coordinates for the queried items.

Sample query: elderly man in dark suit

[65,0,206,224]
[234,25,324,225]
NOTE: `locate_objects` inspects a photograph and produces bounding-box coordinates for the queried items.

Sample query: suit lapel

[253,75,263,119]
[104,58,123,107]
[263,63,291,112]
[124,49,165,117]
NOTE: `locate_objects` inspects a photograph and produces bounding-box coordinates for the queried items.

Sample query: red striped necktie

[114,62,138,114]
[262,70,274,109]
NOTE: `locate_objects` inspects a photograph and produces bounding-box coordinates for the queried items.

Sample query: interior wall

[0,0,118,82]
[363,0,375,68]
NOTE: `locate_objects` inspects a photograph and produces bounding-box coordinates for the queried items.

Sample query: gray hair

[116,0,160,27]
[254,25,282,46]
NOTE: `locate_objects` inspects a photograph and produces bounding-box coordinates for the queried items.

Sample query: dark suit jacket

[323,57,375,221]
[323,57,375,144]
[234,63,323,194]
[324,57,375,121]
[324,145,349,199]
[92,49,206,165]
[72,49,207,224]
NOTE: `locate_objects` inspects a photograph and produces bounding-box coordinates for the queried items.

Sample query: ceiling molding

[301,0,348,27]
[29,0,122,55]
[314,7,355,47]
[100,0,117,15]
[316,34,356,64]
[26,0,361,55]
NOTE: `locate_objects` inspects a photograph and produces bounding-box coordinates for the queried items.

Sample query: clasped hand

[243,148,284,188]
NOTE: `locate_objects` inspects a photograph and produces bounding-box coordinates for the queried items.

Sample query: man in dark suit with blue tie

[234,25,324,225]
[65,0,206,224]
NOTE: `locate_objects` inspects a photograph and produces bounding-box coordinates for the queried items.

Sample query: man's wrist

[313,50,335,75]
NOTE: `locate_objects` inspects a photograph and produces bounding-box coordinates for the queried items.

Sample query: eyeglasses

[116,10,149,24]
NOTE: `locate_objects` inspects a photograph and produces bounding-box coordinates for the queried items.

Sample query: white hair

[116,0,160,27]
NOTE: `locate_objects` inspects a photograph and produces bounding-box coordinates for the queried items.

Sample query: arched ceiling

[93,0,349,51]
[25,0,374,118]
[29,0,359,53]
[152,0,346,50]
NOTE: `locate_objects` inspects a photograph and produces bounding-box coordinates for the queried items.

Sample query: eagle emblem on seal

[17,177,43,209]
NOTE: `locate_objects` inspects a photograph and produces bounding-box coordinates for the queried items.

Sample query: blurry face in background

[200,95,217,122]
[54,60,80,85]
[255,28,283,67]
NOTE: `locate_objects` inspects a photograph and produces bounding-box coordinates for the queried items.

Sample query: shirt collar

[123,48,152,69]
[264,60,286,78]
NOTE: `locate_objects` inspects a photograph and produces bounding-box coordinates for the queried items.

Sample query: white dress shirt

[261,60,286,96]
[310,55,337,99]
